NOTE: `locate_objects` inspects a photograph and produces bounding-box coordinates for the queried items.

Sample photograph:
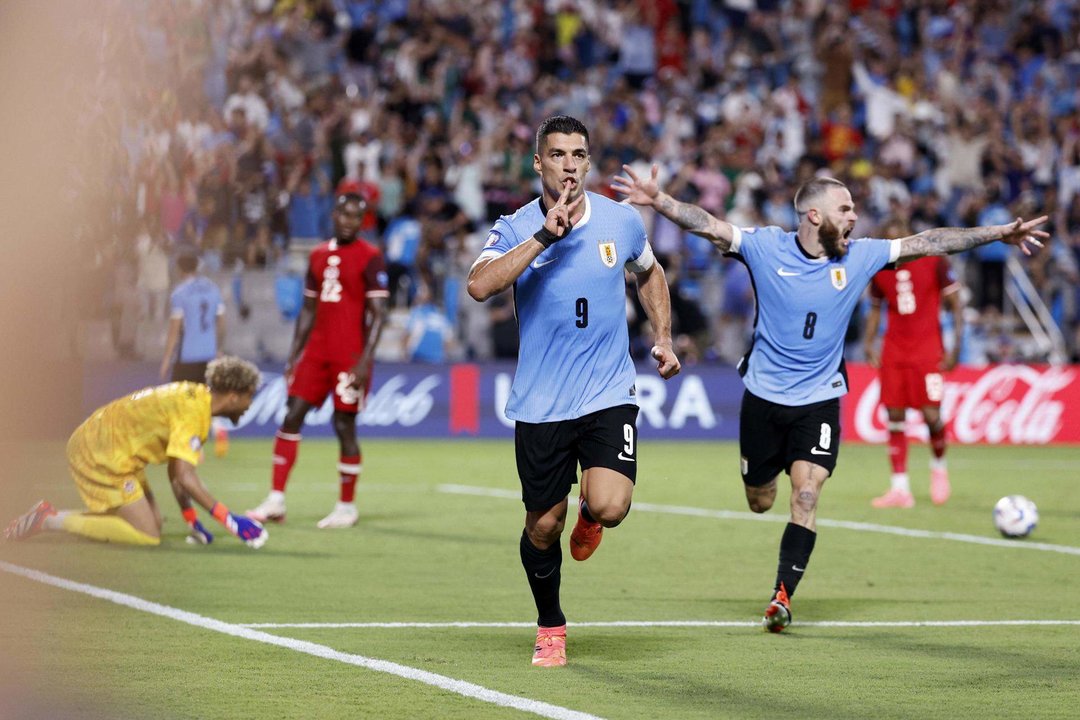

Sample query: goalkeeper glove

[211,502,268,549]
[182,507,213,545]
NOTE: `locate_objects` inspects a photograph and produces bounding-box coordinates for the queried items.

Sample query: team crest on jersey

[830,266,847,290]
[598,241,617,268]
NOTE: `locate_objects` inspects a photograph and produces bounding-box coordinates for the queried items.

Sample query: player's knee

[526,521,562,549]
[747,496,773,513]
[591,501,629,528]
[281,412,305,433]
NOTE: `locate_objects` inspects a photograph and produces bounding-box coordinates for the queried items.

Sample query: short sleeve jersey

[475,192,656,422]
[870,255,959,366]
[170,276,225,363]
[68,382,212,475]
[729,226,900,406]
[304,238,390,361]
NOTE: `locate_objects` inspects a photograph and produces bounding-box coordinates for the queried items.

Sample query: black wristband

[534,226,561,248]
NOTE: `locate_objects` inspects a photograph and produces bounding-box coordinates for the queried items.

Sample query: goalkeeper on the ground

[3,356,267,549]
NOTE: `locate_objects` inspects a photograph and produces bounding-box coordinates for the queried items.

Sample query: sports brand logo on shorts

[598,241,617,268]
[189,436,202,451]
[123,480,136,494]
[830,266,847,290]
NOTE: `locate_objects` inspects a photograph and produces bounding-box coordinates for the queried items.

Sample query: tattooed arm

[896,216,1049,263]
[612,164,738,252]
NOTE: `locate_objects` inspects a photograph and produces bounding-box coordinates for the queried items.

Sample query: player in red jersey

[247,194,389,528]
[863,255,964,508]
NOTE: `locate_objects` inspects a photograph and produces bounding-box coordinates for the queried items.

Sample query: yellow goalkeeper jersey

[67,382,211,476]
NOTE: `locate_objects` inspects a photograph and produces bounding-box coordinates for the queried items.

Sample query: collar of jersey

[537,191,592,232]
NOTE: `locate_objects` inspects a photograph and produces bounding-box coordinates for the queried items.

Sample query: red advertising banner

[842,363,1080,445]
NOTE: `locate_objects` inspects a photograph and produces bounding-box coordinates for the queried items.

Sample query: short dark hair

[176,251,199,274]
[793,177,848,216]
[535,115,590,154]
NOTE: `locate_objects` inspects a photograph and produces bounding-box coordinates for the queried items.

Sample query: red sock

[929,422,947,459]
[271,431,301,492]
[887,421,907,475]
[339,454,361,503]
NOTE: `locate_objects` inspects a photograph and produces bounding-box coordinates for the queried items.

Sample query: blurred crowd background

[71,0,1080,369]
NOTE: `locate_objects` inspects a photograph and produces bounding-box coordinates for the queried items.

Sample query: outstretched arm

[633,262,681,379]
[612,164,738,252]
[896,216,1048,263]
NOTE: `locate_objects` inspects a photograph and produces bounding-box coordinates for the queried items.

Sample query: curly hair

[205,356,261,395]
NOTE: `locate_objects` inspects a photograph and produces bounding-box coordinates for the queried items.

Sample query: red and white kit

[290,238,389,411]
[870,256,959,409]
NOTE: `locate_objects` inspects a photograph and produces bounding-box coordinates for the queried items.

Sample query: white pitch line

[0,561,604,720]
[437,484,1080,557]
[239,619,1080,629]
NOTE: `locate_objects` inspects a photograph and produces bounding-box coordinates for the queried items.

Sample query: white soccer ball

[993,495,1038,538]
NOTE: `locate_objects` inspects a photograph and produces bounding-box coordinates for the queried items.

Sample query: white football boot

[317,502,359,529]
[245,492,287,524]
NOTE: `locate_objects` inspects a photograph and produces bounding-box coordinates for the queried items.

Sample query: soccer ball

[992,495,1038,538]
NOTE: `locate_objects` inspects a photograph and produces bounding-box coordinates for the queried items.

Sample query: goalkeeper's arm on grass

[167,457,268,548]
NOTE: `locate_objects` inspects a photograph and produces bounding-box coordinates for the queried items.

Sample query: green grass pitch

[1,439,1078,719]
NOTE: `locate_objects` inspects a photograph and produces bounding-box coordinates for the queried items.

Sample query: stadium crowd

[75,0,1080,366]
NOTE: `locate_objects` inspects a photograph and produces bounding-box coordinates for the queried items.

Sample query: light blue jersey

[476,192,655,422]
[170,276,225,363]
[729,226,900,406]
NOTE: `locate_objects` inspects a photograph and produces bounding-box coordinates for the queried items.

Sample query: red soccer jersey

[870,256,959,366]
[303,238,389,361]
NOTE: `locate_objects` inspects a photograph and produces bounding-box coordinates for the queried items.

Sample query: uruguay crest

[598,241,617,268]
[830,266,847,290]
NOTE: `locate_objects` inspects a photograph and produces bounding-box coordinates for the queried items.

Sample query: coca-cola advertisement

[843,363,1080,445]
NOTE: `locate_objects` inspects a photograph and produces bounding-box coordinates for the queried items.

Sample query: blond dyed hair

[205,356,261,395]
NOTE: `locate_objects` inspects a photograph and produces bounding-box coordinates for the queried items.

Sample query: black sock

[774,522,817,598]
[579,498,596,524]
[520,530,565,627]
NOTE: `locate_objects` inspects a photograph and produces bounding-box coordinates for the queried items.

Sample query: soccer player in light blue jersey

[161,250,230,455]
[614,165,1047,633]
[161,250,226,384]
[468,116,681,667]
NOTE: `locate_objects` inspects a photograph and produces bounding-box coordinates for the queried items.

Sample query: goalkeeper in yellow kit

[4,356,267,548]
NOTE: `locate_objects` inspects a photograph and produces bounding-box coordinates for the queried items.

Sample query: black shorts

[515,404,639,512]
[171,361,210,384]
[739,390,840,487]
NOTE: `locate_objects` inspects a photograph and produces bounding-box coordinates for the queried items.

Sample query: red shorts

[288,353,370,413]
[879,362,944,409]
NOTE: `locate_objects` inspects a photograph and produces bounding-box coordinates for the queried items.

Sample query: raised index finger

[555,180,572,207]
